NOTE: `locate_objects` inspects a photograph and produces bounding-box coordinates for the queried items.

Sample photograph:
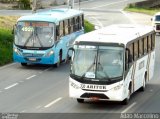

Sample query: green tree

[19,0,31,9]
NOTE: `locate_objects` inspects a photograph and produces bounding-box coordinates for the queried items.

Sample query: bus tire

[64,55,70,64]
[122,84,131,105]
[55,51,62,68]
[77,98,84,103]
[139,74,146,91]
[21,63,27,66]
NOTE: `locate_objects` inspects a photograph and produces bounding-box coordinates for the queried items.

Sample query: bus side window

[125,50,129,70]
[59,21,64,37]
[56,25,60,41]
[64,19,69,35]
[134,41,139,60]
[63,21,65,35]
[68,19,71,34]
[72,17,76,32]
[127,44,134,67]
[151,33,155,50]
[148,35,152,52]
[82,14,84,27]
[139,39,144,57]
[79,15,82,30]
[144,37,148,55]
[75,16,79,31]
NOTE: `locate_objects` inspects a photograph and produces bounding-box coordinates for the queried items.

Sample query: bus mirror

[151,18,153,21]
[68,47,75,58]
[12,24,16,34]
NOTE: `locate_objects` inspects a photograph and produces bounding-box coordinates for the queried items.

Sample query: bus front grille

[23,53,44,57]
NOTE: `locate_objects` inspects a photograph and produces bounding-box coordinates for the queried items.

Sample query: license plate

[28,58,36,61]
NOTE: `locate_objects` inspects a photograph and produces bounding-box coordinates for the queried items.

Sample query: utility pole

[78,0,81,10]
[68,0,74,9]
[32,0,37,13]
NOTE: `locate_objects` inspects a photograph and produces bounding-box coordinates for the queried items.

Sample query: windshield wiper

[35,27,43,47]
[81,54,97,79]
[24,31,33,47]
[96,52,111,82]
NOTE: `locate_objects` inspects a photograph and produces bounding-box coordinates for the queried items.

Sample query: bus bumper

[69,78,126,102]
[13,53,55,65]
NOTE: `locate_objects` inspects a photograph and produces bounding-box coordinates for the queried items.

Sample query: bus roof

[74,24,154,46]
[17,8,83,25]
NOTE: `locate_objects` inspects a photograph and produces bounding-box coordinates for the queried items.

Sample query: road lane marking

[44,97,62,108]
[21,110,26,112]
[91,0,128,9]
[26,75,36,80]
[120,10,137,24]
[44,67,52,71]
[4,83,19,90]
[121,102,137,113]
[19,80,24,83]
[36,105,41,109]
[90,16,103,28]
[0,63,16,70]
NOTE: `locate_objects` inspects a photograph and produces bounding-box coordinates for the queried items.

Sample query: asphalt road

[0,0,160,119]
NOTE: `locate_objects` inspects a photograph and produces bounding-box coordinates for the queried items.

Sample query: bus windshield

[71,45,124,81]
[155,15,160,21]
[15,21,55,48]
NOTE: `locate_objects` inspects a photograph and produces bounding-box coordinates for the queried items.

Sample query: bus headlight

[46,50,54,57]
[70,81,79,89]
[112,84,123,91]
[14,47,22,56]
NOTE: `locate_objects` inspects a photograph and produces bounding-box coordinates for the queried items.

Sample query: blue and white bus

[13,8,84,66]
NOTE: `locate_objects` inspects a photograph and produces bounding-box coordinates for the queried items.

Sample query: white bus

[69,24,155,104]
[151,12,160,33]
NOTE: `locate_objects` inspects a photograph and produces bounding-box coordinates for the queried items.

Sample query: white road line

[4,83,19,90]
[26,75,36,80]
[44,67,52,71]
[90,16,103,28]
[36,105,41,109]
[19,80,24,83]
[91,0,128,9]
[0,63,16,70]
[21,110,26,113]
[44,97,62,108]
[120,10,137,24]
[121,102,137,113]
[39,71,43,74]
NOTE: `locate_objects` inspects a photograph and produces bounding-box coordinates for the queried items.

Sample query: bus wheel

[55,51,62,68]
[77,98,84,103]
[21,63,27,66]
[139,75,146,91]
[64,55,70,64]
[122,86,131,105]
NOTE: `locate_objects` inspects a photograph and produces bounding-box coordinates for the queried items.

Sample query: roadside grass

[124,6,160,16]
[84,20,95,33]
[0,16,19,66]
